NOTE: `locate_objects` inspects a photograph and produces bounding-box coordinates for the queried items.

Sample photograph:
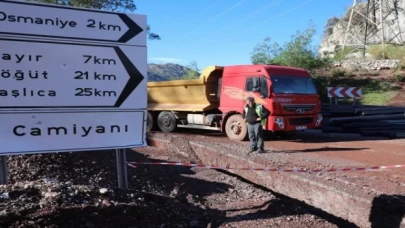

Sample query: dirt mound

[388,86,405,106]
[1,151,209,228]
[7,151,117,187]
[0,179,205,228]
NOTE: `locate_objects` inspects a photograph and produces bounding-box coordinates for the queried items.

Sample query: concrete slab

[145,134,405,228]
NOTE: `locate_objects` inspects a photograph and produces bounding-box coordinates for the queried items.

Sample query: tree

[33,0,160,40]
[250,22,331,71]
[250,37,282,65]
[180,61,200,80]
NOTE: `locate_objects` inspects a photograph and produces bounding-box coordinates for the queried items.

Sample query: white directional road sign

[0,110,146,155]
[0,1,148,157]
[0,0,146,46]
[0,37,146,109]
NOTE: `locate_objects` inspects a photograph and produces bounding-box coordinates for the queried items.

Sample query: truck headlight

[274,117,285,129]
[315,114,323,126]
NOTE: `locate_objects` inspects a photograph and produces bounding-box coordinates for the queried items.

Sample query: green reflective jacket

[244,104,267,126]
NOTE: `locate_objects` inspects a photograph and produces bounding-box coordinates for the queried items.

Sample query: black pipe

[343,122,405,128]
[362,109,405,115]
[322,126,343,133]
[389,133,405,138]
[360,130,405,137]
[358,126,405,131]
[355,107,403,112]
[330,114,405,124]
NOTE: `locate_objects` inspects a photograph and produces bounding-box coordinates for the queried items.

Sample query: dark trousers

[247,122,264,150]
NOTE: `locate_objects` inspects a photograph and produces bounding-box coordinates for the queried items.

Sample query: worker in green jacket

[242,96,270,153]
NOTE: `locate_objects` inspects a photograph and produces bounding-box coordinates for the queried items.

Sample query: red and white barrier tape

[127,161,405,173]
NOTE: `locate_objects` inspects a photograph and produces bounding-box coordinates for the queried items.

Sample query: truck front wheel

[157,111,177,133]
[225,114,248,141]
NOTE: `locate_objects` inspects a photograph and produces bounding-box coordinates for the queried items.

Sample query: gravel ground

[0,146,357,228]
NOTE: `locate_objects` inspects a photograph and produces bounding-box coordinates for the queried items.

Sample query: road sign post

[0,0,147,188]
[116,148,128,188]
[0,156,8,185]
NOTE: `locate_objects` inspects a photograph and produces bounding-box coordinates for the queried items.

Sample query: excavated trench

[145,132,405,228]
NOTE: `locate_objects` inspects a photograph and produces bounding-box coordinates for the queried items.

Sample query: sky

[135,0,353,69]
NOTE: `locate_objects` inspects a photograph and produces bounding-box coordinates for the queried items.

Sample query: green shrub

[394,73,404,82]
[331,68,347,77]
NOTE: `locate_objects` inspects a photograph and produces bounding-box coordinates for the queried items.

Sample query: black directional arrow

[117,14,144,43]
[114,46,145,107]
[0,0,145,45]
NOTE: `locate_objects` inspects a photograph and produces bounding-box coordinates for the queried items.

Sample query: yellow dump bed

[147,65,224,112]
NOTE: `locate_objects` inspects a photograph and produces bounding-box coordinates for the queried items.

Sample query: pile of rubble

[333,59,401,70]
[0,151,209,228]
[1,179,203,227]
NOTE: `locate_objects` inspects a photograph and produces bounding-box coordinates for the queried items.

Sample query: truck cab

[218,64,322,140]
[146,64,322,141]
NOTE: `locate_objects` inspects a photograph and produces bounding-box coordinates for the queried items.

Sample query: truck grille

[282,104,315,112]
[289,118,314,125]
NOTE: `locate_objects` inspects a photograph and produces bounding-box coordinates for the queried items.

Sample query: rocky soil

[0,146,357,228]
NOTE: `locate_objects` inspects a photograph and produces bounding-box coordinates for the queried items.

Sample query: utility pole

[340,0,403,59]
[379,0,386,59]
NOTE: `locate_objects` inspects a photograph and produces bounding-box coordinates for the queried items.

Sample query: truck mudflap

[267,114,323,131]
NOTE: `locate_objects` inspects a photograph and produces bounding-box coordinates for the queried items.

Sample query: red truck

[146,64,323,141]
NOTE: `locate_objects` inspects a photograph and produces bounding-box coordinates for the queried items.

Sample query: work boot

[258,148,266,153]
[248,148,257,154]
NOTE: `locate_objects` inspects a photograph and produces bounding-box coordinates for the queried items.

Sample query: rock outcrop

[319,0,405,58]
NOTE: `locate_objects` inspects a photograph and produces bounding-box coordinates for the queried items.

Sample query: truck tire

[157,111,177,133]
[225,114,248,141]
[146,112,154,132]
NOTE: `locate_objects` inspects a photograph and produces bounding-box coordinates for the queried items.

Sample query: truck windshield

[270,75,317,94]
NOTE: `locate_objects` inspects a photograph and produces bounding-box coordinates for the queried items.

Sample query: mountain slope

[147,63,188,81]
